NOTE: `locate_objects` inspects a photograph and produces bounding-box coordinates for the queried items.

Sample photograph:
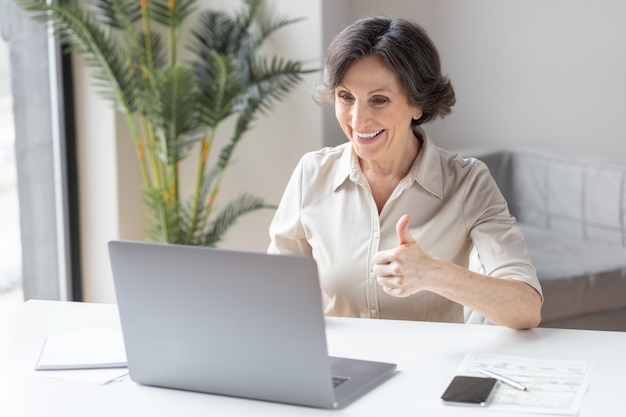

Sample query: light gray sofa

[471,150,626,331]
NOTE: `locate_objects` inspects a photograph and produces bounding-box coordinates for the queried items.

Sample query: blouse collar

[333,128,443,200]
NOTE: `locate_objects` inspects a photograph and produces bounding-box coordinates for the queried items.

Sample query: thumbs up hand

[372,215,434,297]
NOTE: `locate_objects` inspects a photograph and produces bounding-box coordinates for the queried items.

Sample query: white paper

[453,353,595,415]
[31,368,129,385]
[35,328,127,370]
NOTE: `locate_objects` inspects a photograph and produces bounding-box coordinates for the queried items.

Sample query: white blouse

[268,130,542,322]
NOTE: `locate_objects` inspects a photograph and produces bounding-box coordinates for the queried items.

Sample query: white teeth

[356,129,383,139]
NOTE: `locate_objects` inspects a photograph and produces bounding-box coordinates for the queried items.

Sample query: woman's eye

[337,92,353,102]
[371,97,388,105]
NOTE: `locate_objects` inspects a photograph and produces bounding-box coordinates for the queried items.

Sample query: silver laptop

[108,240,396,409]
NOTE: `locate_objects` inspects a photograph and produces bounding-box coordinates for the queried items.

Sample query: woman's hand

[372,214,542,329]
[372,214,437,297]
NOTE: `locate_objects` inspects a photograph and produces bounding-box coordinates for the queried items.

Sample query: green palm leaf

[144,187,182,243]
[244,56,310,115]
[16,0,137,114]
[191,10,242,58]
[137,31,168,69]
[237,16,304,64]
[93,0,141,29]
[201,194,271,247]
[194,51,240,128]
[149,0,197,28]
[215,58,312,172]
[179,166,220,245]
[145,65,200,164]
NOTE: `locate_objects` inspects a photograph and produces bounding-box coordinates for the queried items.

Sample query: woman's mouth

[355,129,384,141]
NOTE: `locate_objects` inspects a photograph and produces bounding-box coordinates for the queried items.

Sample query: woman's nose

[349,100,369,126]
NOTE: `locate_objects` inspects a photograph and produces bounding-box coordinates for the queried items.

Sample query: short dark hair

[313,16,456,125]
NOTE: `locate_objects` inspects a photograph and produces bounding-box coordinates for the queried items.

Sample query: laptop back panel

[109,241,336,408]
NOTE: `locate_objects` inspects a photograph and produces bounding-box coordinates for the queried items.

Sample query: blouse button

[373,232,380,238]
[370,309,378,318]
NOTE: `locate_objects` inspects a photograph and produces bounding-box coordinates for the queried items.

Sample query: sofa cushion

[484,151,626,248]
[520,224,626,322]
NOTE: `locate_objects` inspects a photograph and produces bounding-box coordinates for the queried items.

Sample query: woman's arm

[373,215,542,329]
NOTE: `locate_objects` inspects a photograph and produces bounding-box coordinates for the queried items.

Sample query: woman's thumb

[396,215,416,245]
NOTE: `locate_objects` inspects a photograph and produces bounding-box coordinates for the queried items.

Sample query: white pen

[477,367,527,391]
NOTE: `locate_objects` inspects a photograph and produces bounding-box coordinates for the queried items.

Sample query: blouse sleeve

[267,156,313,256]
[464,160,543,301]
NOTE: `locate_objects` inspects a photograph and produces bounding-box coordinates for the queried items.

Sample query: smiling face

[335,56,423,172]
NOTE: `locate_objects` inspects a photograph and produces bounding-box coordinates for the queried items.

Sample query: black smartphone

[441,375,497,406]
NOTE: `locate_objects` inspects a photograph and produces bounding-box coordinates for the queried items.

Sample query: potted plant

[16,0,314,246]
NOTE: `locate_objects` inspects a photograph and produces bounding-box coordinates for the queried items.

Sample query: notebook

[35,328,127,371]
[108,240,396,409]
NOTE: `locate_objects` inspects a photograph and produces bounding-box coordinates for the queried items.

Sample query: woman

[268,16,542,329]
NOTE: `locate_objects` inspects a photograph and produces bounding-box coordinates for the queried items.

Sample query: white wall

[73,59,118,303]
[76,0,323,303]
[324,0,626,164]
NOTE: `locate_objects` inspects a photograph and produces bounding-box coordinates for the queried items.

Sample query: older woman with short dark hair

[269,16,542,329]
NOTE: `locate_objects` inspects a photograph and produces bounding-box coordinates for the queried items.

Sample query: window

[0,35,23,308]
[0,0,81,303]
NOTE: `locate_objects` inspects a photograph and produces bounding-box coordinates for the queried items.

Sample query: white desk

[0,300,624,416]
